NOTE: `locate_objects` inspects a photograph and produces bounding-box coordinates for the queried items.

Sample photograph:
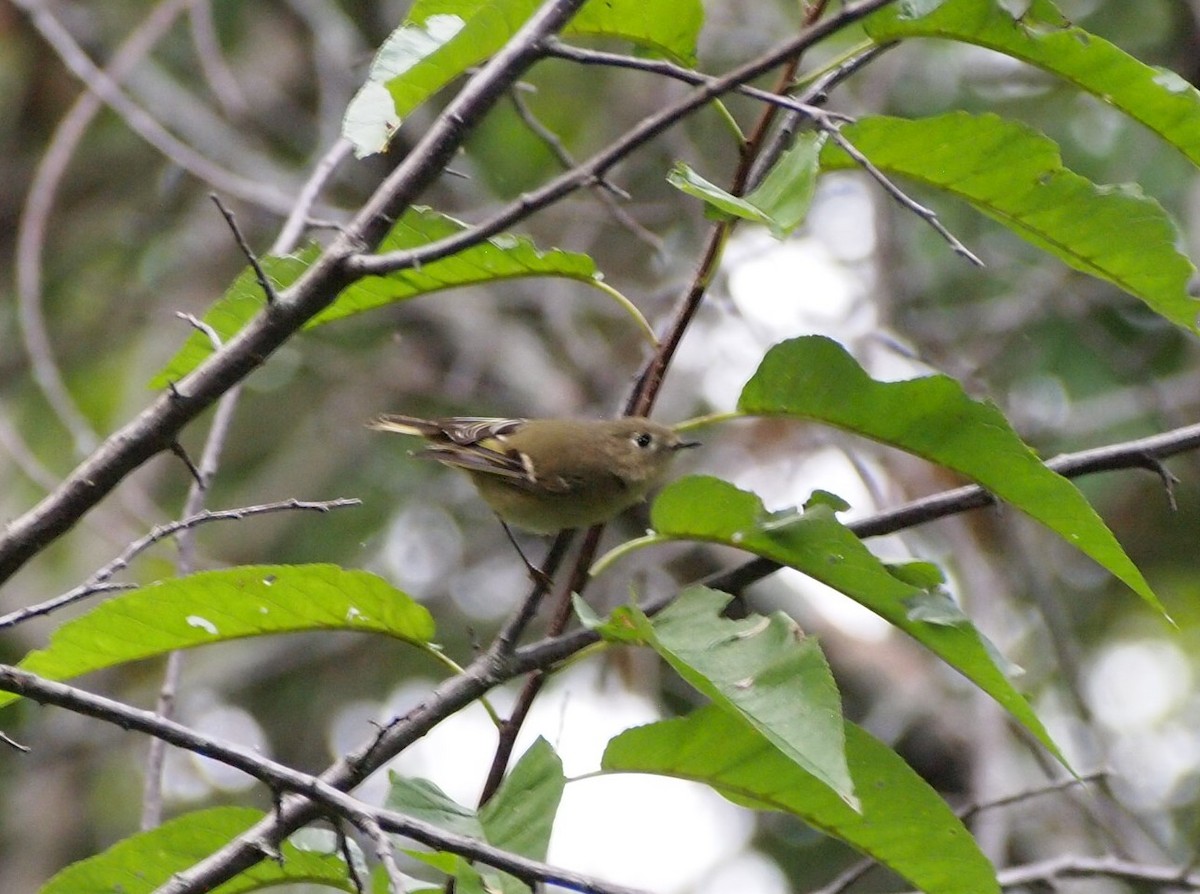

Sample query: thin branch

[355,816,403,894]
[169,441,206,488]
[0,666,649,894]
[540,39,853,128]
[210,193,279,303]
[272,137,354,254]
[997,855,1200,890]
[747,42,895,190]
[508,88,664,253]
[19,7,186,448]
[478,526,599,806]
[0,499,361,630]
[0,730,31,753]
[15,0,193,458]
[813,772,1111,894]
[539,42,980,266]
[818,122,983,266]
[144,310,238,830]
[176,311,222,348]
[958,771,1109,823]
[188,0,248,117]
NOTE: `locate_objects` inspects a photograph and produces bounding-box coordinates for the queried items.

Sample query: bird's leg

[497,517,556,591]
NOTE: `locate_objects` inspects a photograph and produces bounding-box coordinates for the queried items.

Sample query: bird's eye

[633,432,654,449]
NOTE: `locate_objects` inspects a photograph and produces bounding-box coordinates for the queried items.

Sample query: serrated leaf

[0,565,434,711]
[738,336,1165,616]
[819,113,1198,331]
[151,207,603,386]
[37,807,353,894]
[604,706,999,894]
[345,0,702,155]
[312,207,599,326]
[592,587,855,809]
[650,476,1064,764]
[864,0,1200,169]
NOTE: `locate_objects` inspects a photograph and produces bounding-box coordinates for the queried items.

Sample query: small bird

[368,415,699,533]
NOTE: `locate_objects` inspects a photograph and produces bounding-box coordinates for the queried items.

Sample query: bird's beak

[673,439,701,451]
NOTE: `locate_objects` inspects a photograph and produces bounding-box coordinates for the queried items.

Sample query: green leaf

[738,335,1165,616]
[650,476,1065,764]
[592,587,856,809]
[38,807,354,893]
[391,741,564,894]
[743,133,824,238]
[668,136,823,238]
[151,207,606,386]
[604,706,999,894]
[667,162,775,228]
[344,0,702,155]
[0,565,435,711]
[479,737,565,863]
[311,207,600,326]
[569,0,703,66]
[387,776,486,840]
[864,0,1200,169]
[819,114,1199,331]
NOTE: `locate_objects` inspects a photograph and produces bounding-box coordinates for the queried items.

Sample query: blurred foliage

[3,0,1200,892]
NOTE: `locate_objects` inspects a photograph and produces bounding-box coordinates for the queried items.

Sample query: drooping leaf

[650,476,1065,764]
[738,336,1165,615]
[667,162,776,227]
[479,737,565,863]
[37,807,354,894]
[0,565,435,711]
[589,587,856,809]
[742,133,825,238]
[605,706,999,894]
[819,114,1199,331]
[668,136,823,238]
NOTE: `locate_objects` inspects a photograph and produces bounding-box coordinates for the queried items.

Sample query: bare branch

[0,499,361,630]
[15,0,192,459]
[538,42,981,266]
[210,194,279,303]
[188,1,248,116]
[818,122,983,266]
[997,855,1200,890]
[508,88,664,253]
[272,138,354,254]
